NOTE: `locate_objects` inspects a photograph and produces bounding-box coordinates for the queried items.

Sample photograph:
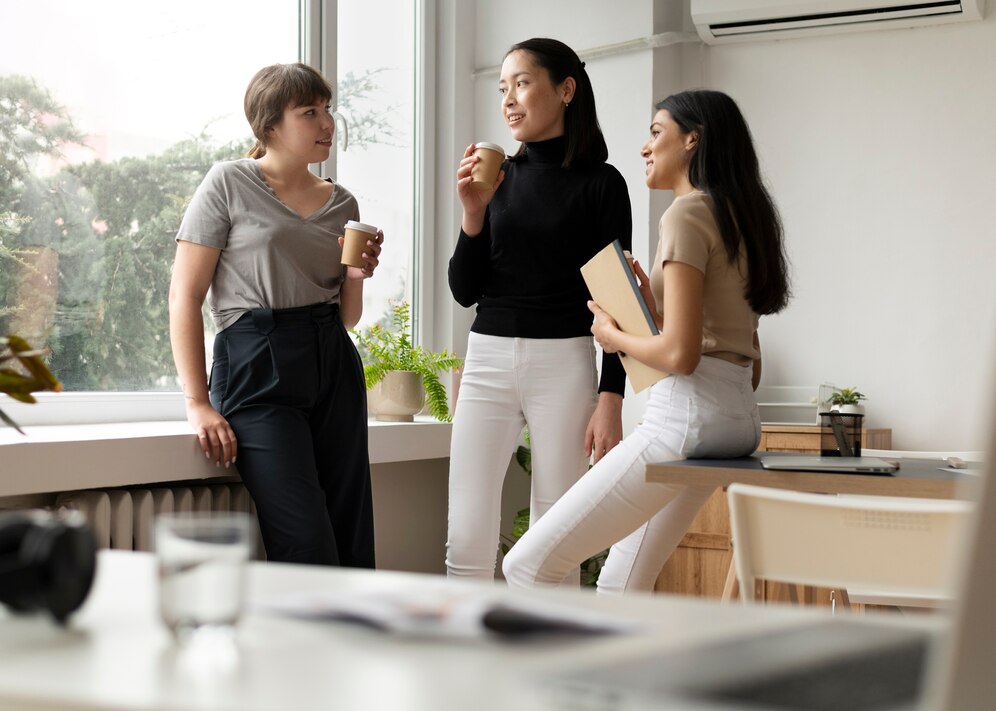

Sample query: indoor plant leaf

[351,301,463,422]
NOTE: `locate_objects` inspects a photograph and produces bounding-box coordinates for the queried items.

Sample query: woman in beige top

[504,89,790,593]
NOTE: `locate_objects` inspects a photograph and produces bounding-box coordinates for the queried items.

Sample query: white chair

[727,483,973,610]
[851,449,984,607]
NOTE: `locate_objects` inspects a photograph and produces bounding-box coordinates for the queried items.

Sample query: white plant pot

[833,404,865,415]
[368,370,425,422]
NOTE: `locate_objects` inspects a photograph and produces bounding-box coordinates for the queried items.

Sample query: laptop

[760,455,898,474]
[540,411,996,710]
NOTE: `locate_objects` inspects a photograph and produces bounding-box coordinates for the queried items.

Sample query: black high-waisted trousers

[210,302,375,568]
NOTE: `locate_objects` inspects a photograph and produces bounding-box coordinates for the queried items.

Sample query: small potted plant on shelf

[827,386,866,415]
[352,301,463,423]
[1,335,62,433]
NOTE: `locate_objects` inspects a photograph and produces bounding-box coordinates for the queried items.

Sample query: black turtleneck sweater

[448,136,632,395]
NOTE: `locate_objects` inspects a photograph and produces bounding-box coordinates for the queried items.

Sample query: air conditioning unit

[691,0,986,44]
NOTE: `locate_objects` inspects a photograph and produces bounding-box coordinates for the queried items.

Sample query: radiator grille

[53,483,259,553]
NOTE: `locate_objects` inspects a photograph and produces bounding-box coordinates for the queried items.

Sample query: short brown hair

[244,63,333,158]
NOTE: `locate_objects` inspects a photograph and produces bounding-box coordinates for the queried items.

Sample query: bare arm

[633,259,663,330]
[589,261,704,376]
[168,240,236,468]
[339,277,364,331]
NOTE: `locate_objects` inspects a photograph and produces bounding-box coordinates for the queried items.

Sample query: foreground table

[0,550,841,711]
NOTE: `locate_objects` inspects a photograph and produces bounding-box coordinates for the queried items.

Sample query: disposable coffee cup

[470,142,505,191]
[341,220,378,268]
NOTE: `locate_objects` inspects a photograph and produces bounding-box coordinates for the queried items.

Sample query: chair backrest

[861,448,985,462]
[726,484,973,603]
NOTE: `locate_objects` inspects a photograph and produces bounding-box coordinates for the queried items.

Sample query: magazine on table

[253,586,637,640]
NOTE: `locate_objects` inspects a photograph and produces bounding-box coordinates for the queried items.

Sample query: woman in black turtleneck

[446,38,632,583]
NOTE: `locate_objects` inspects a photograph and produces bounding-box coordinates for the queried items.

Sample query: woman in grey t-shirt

[169,63,383,567]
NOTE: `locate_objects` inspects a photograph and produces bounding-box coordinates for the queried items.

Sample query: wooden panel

[763,433,820,452]
[679,532,730,550]
[656,488,731,597]
[760,425,892,455]
[863,429,893,449]
[656,540,734,599]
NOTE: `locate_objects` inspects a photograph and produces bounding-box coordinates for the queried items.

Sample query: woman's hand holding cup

[456,143,505,225]
[340,221,384,280]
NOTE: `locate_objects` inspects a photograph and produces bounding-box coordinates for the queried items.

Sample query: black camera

[0,509,97,623]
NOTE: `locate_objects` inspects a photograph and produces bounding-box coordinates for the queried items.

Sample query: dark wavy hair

[504,38,607,168]
[656,90,791,315]
[244,63,333,159]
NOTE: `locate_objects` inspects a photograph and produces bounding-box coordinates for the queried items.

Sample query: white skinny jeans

[446,332,598,581]
[502,356,761,594]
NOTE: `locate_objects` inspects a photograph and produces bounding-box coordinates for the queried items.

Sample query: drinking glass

[155,512,252,641]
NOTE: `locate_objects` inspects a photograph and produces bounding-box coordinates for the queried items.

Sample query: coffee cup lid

[344,220,378,234]
[474,142,505,156]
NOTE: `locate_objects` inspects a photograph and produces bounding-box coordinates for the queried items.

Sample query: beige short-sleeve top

[648,191,759,364]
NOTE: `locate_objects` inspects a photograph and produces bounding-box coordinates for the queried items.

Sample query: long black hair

[505,38,607,169]
[657,90,790,315]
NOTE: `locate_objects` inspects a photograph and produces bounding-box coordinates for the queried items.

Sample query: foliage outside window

[0,0,415,405]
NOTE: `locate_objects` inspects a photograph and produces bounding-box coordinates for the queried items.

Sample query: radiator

[54,483,259,554]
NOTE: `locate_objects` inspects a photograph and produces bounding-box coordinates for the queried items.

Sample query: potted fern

[827,386,866,415]
[1,335,62,433]
[352,301,462,422]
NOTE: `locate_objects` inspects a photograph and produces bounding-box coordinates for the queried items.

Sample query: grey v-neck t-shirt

[176,158,360,330]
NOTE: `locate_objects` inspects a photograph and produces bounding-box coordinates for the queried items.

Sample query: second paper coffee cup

[470,142,505,191]
[341,220,378,268]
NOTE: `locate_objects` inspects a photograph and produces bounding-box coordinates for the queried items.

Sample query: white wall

[436,3,996,450]
[687,12,996,449]
[370,456,529,575]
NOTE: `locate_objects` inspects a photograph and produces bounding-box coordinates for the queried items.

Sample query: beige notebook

[581,241,670,393]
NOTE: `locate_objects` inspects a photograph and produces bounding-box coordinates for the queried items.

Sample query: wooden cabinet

[654,424,892,601]
[759,424,893,454]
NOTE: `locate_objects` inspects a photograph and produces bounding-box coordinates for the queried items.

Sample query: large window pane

[0,1,298,391]
[337,0,415,334]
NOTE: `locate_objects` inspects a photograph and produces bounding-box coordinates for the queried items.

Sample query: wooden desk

[649,454,979,604]
[646,454,977,500]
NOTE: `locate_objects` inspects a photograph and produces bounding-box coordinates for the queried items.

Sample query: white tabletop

[0,550,862,711]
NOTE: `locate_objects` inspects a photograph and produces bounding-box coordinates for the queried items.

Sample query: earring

[564,101,569,109]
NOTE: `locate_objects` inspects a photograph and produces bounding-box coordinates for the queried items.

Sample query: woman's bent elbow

[671,351,701,376]
[449,289,478,309]
[168,288,198,316]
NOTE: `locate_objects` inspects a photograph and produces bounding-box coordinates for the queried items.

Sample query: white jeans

[446,332,598,581]
[502,356,761,593]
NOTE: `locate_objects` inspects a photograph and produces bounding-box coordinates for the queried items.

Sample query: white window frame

[7,0,435,428]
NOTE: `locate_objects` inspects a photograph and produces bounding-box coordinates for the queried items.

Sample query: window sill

[0,417,452,498]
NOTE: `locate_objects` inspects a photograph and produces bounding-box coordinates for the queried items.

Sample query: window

[336,0,416,334]
[0,0,418,424]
